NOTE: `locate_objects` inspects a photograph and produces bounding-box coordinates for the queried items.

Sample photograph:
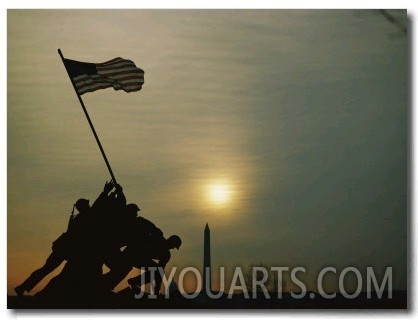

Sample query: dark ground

[8,289,407,310]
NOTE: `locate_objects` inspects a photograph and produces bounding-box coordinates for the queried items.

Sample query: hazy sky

[7,9,407,294]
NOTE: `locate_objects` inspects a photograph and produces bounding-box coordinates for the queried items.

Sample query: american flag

[63,57,144,95]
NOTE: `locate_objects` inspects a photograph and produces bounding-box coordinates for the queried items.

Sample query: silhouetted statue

[33,181,124,298]
[101,206,163,290]
[102,203,140,270]
[127,234,182,295]
[16,180,182,301]
[14,198,90,297]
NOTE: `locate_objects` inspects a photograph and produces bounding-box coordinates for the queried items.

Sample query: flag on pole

[63,57,144,95]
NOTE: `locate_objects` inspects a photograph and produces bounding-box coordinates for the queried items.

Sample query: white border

[1,1,415,320]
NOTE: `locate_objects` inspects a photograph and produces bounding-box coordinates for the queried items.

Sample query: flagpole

[57,49,117,184]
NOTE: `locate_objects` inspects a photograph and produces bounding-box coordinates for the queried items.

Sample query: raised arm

[92,181,115,208]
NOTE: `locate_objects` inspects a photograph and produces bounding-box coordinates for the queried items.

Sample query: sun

[208,183,231,205]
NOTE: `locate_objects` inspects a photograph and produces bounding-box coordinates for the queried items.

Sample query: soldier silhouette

[18,180,182,299]
[26,181,119,298]
[101,203,163,290]
[14,198,90,297]
[126,234,182,295]
[101,204,181,295]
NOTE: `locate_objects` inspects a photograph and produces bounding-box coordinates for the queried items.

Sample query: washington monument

[203,223,211,291]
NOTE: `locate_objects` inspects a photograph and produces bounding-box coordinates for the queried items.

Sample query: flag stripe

[73,73,144,83]
[77,84,142,94]
[73,74,144,92]
[64,57,144,95]
[75,79,142,92]
[76,81,141,93]
[75,80,143,94]
[78,83,142,95]
[97,69,143,77]
[79,85,141,95]
[97,57,125,66]
[97,61,138,70]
